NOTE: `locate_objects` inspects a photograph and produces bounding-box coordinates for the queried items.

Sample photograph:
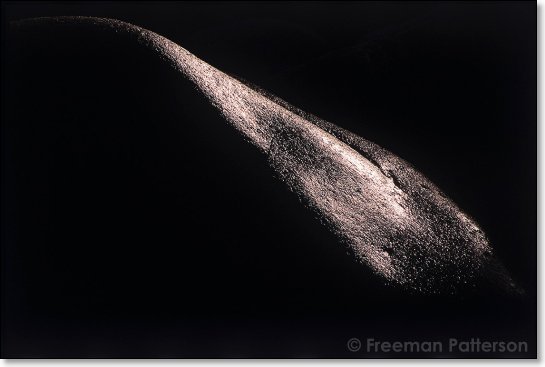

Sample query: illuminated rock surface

[11,16,521,295]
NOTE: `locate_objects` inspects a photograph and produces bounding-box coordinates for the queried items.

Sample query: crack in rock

[11,16,522,296]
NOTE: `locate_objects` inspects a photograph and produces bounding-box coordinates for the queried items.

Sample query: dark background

[1,1,537,358]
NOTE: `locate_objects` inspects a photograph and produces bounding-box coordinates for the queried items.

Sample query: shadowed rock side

[11,16,521,295]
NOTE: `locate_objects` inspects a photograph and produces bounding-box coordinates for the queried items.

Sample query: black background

[1,1,537,358]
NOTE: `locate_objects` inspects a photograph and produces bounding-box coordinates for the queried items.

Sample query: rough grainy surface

[11,16,521,295]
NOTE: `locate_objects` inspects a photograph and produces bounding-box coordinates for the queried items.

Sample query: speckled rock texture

[11,16,521,295]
